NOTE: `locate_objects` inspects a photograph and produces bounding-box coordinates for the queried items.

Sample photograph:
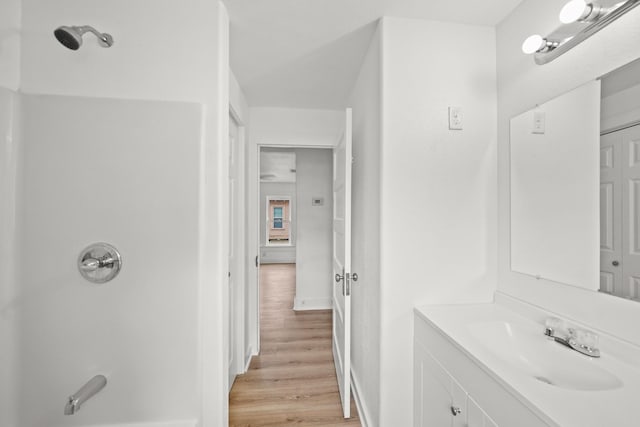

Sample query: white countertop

[415,301,640,427]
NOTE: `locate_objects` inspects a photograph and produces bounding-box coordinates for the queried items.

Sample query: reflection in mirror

[600,58,640,300]
[510,57,640,302]
[510,81,600,290]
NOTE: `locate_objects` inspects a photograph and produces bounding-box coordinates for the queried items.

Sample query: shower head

[54,25,114,50]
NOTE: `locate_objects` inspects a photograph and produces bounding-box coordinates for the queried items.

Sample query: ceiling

[225,0,524,109]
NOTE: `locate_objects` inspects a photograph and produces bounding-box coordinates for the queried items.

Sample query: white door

[228,113,239,390]
[332,108,353,418]
[600,124,640,300]
[600,131,623,295]
[621,124,640,300]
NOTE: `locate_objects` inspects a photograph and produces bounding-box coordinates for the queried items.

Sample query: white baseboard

[243,346,254,373]
[351,369,372,427]
[293,296,332,311]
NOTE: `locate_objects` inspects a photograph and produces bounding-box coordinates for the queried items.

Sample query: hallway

[229,264,360,426]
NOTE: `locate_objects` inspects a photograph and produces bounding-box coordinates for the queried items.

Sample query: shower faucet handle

[79,256,115,272]
[79,258,101,272]
[77,243,122,283]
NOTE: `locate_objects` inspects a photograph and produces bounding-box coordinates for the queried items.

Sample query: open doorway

[229,146,360,425]
[258,147,334,310]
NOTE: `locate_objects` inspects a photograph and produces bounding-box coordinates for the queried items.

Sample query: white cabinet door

[485,415,499,427]
[415,342,502,427]
[468,394,500,427]
[415,344,468,427]
[451,378,467,427]
[467,395,485,427]
[415,343,454,427]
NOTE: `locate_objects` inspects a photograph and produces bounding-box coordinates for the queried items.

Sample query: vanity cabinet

[414,312,550,427]
[414,341,497,427]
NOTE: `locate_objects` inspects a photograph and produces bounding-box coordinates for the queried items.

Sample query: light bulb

[560,0,589,23]
[522,34,544,54]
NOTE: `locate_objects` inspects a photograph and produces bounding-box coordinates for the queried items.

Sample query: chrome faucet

[64,375,107,415]
[544,317,600,358]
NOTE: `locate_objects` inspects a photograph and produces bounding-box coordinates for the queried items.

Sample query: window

[266,197,291,245]
[273,207,283,229]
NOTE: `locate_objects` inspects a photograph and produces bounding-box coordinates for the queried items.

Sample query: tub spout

[64,375,107,415]
[64,396,79,415]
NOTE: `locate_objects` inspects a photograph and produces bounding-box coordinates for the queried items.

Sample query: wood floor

[229,263,360,427]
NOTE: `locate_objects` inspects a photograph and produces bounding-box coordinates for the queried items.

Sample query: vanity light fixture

[521,35,559,54]
[559,0,605,24]
[523,0,640,65]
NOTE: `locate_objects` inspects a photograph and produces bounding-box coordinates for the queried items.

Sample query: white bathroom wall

[21,0,220,103]
[230,70,250,125]
[18,94,202,427]
[0,0,20,90]
[18,1,230,425]
[260,182,297,264]
[0,88,19,427]
[497,1,640,345]
[293,148,333,310]
[0,2,21,425]
[378,17,498,426]
[346,21,382,427]
[249,108,344,147]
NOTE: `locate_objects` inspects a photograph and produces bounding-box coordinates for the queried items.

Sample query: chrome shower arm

[76,26,114,47]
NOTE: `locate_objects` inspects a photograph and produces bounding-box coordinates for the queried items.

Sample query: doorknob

[612,260,620,266]
[335,273,344,283]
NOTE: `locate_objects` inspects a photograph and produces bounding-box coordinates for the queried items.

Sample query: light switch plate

[448,107,463,130]
[532,111,545,134]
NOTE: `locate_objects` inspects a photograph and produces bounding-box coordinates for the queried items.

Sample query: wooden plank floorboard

[229,263,360,427]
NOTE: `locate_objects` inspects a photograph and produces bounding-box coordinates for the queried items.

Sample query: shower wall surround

[17,94,202,427]
[12,0,231,425]
[0,87,19,427]
[0,0,20,90]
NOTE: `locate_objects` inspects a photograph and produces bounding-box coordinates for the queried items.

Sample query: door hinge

[255,255,259,267]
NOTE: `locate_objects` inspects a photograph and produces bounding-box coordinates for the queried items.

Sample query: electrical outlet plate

[449,107,463,130]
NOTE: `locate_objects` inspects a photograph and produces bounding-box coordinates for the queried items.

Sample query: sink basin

[467,321,623,391]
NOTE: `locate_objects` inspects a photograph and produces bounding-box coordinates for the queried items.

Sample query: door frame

[228,106,246,386]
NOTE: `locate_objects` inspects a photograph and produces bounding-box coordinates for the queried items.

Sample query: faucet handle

[544,317,565,334]
[574,328,599,350]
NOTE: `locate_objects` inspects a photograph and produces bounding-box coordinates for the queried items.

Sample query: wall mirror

[510,57,640,301]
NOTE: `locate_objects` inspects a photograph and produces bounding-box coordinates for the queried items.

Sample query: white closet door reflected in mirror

[600,125,640,300]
